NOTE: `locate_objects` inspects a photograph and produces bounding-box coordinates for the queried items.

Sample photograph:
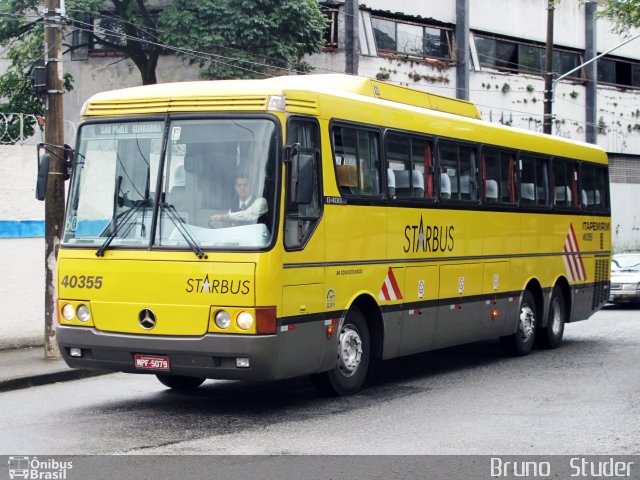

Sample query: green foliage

[0,1,43,142]
[159,0,328,79]
[599,0,640,33]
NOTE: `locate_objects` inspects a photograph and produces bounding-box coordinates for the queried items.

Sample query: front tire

[537,286,566,349]
[500,290,537,356]
[156,374,205,390]
[310,306,370,396]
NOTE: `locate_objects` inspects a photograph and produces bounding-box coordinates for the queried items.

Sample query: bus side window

[580,163,609,210]
[332,125,380,197]
[520,155,550,207]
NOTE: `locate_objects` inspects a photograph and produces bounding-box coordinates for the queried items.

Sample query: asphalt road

[1,305,638,456]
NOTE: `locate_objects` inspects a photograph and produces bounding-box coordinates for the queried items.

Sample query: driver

[209,174,267,225]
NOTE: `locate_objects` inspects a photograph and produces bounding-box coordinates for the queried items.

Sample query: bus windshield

[63,118,278,251]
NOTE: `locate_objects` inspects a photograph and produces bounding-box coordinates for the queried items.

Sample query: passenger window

[520,155,550,207]
[482,149,518,204]
[438,142,478,202]
[553,159,579,209]
[580,163,609,210]
[385,133,434,200]
[333,126,381,196]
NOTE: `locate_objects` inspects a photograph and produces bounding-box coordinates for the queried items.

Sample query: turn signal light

[256,307,277,334]
[491,309,499,319]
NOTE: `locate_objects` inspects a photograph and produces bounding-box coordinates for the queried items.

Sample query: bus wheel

[500,290,537,356]
[310,306,370,396]
[156,374,205,390]
[537,286,566,349]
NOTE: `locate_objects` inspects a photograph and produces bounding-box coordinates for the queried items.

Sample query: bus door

[281,117,325,375]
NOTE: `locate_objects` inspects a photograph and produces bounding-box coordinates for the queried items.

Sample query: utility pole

[43,0,65,358]
[543,0,555,135]
[455,0,470,100]
[344,0,359,75]
[585,1,597,144]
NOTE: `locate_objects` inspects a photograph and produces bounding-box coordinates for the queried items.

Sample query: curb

[0,369,107,393]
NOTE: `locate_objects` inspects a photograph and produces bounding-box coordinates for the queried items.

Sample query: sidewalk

[0,346,105,392]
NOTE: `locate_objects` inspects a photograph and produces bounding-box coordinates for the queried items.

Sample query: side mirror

[36,153,50,201]
[287,144,314,205]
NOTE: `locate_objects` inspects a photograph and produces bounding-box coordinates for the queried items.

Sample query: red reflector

[256,307,277,334]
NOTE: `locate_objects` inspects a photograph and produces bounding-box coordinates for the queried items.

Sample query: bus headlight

[215,310,231,329]
[76,304,91,322]
[236,311,254,331]
[61,304,75,321]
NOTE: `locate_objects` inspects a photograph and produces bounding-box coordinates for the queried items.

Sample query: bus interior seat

[412,170,424,198]
[521,183,535,203]
[394,170,411,197]
[459,174,476,200]
[554,186,571,206]
[581,189,588,206]
[485,179,498,202]
[387,169,396,197]
[440,173,451,199]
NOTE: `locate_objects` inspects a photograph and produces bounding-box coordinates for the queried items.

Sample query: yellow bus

[42,74,611,395]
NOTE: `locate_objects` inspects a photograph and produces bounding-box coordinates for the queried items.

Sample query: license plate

[134,354,170,371]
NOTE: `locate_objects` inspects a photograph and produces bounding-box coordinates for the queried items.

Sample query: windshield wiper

[96,200,149,257]
[162,204,208,259]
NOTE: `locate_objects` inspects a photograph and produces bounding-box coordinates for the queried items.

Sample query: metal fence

[0,112,76,145]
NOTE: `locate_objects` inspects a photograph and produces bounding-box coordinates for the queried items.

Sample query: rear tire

[156,374,205,390]
[310,306,370,396]
[537,286,566,349]
[500,290,537,356]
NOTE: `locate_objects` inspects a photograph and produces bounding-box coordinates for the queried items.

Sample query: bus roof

[82,74,481,119]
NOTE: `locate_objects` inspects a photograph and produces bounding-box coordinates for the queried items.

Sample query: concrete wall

[611,183,640,252]
[0,145,45,349]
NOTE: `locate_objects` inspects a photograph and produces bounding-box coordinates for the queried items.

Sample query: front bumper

[56,325,291,381]
[608,290,640,304]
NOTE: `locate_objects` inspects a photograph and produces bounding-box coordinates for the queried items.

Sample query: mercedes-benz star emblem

[138,308,157,330]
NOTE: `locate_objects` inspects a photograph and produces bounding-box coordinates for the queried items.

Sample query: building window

[322,8,339,49]
[70,11,161,56]
[598,56,640,88]
[475,33,582,79]
[371,16,452,60]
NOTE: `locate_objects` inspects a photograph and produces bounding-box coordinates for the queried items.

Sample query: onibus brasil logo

[8,456,73,479]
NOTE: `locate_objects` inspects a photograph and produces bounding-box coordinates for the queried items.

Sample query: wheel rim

[550,298,563,336]
[519,303,536,341]
[337,324,363,377]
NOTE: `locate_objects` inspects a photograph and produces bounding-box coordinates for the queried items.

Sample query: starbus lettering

[403,216,454,254]
[186,274,250,295]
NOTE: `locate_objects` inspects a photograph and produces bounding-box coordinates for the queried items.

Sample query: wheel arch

[553,275,573,323]
[524,278,544,328]
[349,293,384,363]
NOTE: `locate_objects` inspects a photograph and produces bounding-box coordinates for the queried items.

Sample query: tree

[159,0,328,79]
[1,0,328,143]
[598,0,640,34]
[0,0,164,143]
